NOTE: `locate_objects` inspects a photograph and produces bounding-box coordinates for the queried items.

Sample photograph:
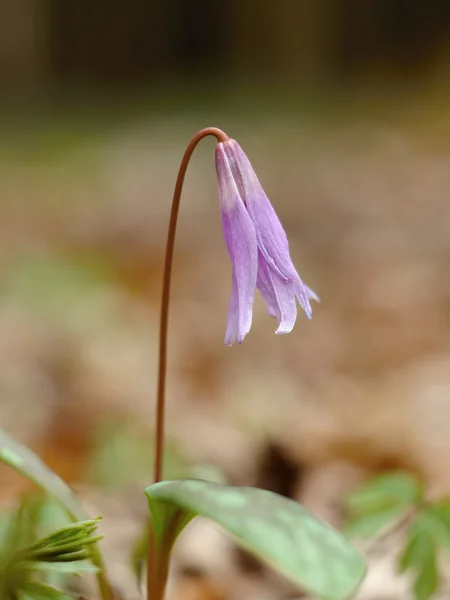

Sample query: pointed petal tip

[224,329,249,346]
[293,281,315,319]
[224,313,253,346]
[304,305,313,320]
[305,284,320,303]
[237,328,250,344]
[275,323,295,335]
[224,331,235,345]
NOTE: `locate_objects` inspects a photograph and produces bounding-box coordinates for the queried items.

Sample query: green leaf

[399,529,425,573]
[2,494,44,556]
[24,518,102,562]
[0,495,54,596]
[33,560,99,575]
[346,472,422,516]
[345,505,405,540]
[399,514,440,600]
[145,480,366,600]
[19,581,74,600]
[0,431,112,600]
[38,497,72,533]
[426,501,450,550]
[0,429,86,521]
[131,466,226,579]
[345,472,423,544]
[0,513,102,597]
[413,539,438,600]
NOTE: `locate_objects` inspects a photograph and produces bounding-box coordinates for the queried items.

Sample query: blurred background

[2,1,450,598]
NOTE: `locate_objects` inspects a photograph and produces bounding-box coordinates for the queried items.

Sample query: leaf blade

[346,472,422,516]
[0,429,85,521]
[0,429,112,598]
[145,480,366,600]
[345,505,405,540]
[398,513,440,600]
[20,581,74,600]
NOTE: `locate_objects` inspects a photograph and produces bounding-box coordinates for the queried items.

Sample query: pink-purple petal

[257,252,298,334]
[304,284,320,303]
[294,280,313,320]
[256,254,280,320]
[215,139,318,343]
[216,144,258,345]
[224,273,239,345]
[225,140,299,282]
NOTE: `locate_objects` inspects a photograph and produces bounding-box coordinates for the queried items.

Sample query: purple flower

[215,138,318,345]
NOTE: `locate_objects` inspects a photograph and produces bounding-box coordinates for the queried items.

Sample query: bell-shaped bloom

[215,138,318,345]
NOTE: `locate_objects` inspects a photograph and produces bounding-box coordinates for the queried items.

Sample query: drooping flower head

[215,139,318,345]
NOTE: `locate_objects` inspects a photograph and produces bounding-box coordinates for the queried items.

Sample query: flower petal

[256,253,279,319]
[224,140,299,282]
[223,139,317,321]
[304,284,320,303]
[293,281,313,319]
[216,144,258,345]
[224,273,239,345]
[257,252,298,334]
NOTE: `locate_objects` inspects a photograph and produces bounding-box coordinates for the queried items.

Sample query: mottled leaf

[145,480,366,600]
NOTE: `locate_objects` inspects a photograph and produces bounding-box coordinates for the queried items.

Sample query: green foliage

[345,471,450,600]
[18,581,74,600]
[345,471,423,540]
[0,429,86,522]
[145,479,366,600]
[399,511,440,600]
[21,519,102,562]
[0,495,101,600]
[0,428,111,599]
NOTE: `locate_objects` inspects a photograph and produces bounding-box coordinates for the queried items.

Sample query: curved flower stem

[153,127,228,484]
[148,127,228,600]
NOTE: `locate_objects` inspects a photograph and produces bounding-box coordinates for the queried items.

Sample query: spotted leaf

[145,479,366,600]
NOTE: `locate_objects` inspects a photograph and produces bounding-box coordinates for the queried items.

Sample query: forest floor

[1,84,450,599]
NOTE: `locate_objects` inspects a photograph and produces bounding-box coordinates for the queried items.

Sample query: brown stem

[153,127,228,484]
[147,511,187,600]
[147,523,164,600]
[148,128,228,600]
